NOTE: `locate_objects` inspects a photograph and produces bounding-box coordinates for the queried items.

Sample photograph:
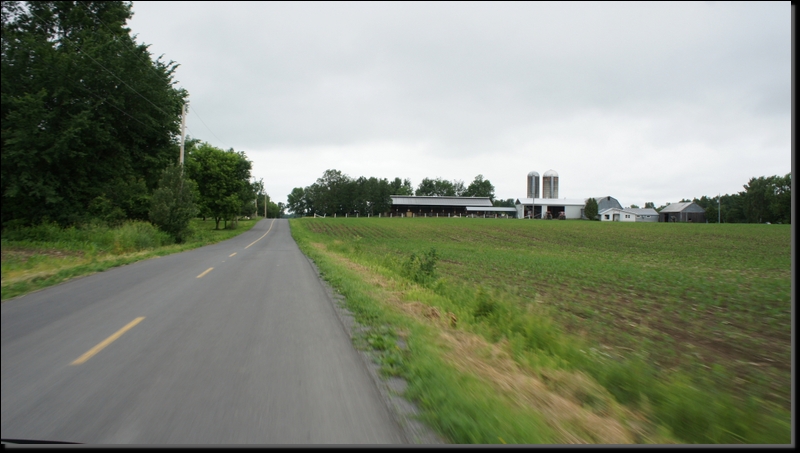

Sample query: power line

[26,7,177,120]
[188,105,230,150]
[76,2,233,151]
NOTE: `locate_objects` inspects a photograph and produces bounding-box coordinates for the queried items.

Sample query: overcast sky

[127,1,791,208]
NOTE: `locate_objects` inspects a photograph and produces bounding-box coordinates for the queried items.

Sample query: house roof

[599,207,639,215]
[628,208,659,216]
[390,195,493,207]
[659,202,705,213]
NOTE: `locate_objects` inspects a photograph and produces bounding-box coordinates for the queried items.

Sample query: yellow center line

[229,252,237,257]
[71,317,144,365]
[245,219,276,249]
[197,267,214,278]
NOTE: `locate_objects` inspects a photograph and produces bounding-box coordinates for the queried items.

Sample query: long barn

[389,195,494,217]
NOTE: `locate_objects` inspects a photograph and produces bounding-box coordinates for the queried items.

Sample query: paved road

[1,219,406,444]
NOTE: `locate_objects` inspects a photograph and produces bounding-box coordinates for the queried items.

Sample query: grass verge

[1,218,260,301]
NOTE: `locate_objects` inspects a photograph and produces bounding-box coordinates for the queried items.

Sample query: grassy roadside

[1,218,260,301]
[289,218,791,444]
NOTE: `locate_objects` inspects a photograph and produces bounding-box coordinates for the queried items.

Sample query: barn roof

[390,195,493,207]
[628,208,659,216]
[599,207,639,215]
[660,202,705,213]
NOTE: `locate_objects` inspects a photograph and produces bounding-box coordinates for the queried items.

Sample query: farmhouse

[599,207,637,222]
[658,202,706,223]
[389,195,493,217]
[599,207,660,222]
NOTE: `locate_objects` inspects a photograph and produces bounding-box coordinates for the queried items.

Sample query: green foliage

[185,142,252,229]
[287,187,307,216]
[492,198,516,208]
[463,174,495,200]
[401,248,439,284]
[148,164,198,242]
[1,1,187,228]
[415,177,457,196]
[693,174,790,224]
[584,198,599,220]
[2,218,259,300]
[2,220,171,254]
[390,177,414,195]
[295,169,399,217]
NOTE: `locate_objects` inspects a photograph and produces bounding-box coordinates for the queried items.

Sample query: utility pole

[264,193,267,218]
[179,103,187,167]
[718,193,721,224]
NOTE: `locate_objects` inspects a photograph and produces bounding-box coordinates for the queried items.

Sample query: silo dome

[542,169,559,199]
[526,171,540,198]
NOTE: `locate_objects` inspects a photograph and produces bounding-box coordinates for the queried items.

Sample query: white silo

[527,171,540,198]
[543,169,559,199]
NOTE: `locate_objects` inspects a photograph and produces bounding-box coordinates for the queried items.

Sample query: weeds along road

[1,219,406,444]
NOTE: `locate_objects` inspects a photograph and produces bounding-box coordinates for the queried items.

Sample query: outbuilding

[515,198,586,219]
[658,202,706,223]
[628,208,659,222]
[389,195,493,217]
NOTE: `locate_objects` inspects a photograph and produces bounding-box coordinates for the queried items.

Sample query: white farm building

[515,198,586,220]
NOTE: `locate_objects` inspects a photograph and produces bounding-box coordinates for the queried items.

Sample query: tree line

[1,1,280,241]
[585,174,791,223]
[682,174,791,224]
[287,170,497,217]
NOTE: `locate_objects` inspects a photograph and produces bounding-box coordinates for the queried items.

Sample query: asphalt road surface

[1,219,408,444]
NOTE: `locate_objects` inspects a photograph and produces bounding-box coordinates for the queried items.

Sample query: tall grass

[1,218,259,300]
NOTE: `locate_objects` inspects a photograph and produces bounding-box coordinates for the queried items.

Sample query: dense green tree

[492,198,515,208]
[463,174,495,200]
[185,142,252,229]
[584,198,599,220]
[691,174,791,224]
[452,180,466,197]
[389,177,413,195]
[742,175,791,224]
[287,187,307,216]
[415,177,456,196]
[644,202,655,209]
[1,1,187,227]
[148,164,198,242]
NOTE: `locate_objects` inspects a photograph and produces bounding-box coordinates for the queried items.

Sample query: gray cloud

[128,1,790,206]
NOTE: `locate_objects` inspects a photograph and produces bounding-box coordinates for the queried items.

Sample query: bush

[401,248,439,284]
[584,198,599,220]
[149,165,199,242]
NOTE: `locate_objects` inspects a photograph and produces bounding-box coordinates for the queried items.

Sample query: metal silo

[527,171,540,198]
[543,169,559,198]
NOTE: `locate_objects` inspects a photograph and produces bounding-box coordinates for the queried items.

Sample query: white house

[599,207,660,222]
[599,207,638,222]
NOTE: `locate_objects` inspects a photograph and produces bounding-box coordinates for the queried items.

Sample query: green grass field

[289,217,791,444]
[1,218,260,301]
